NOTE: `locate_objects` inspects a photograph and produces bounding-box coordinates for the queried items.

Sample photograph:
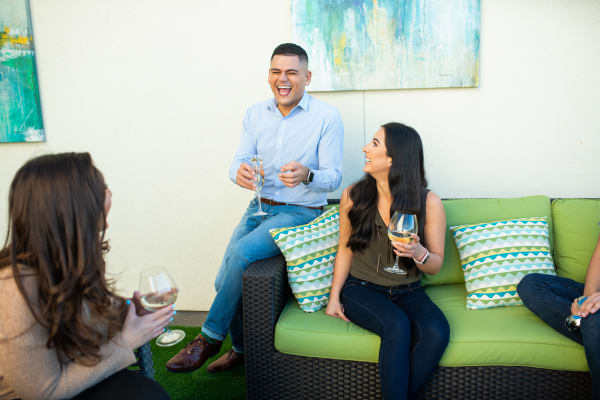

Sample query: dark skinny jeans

[517,273,599,399]
[340,276,450,400]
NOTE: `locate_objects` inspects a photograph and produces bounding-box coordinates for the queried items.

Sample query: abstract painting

[0,0,44,143]
[291,0,480,91]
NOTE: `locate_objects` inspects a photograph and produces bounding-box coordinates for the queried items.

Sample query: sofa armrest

[242,254,290,351]
[132,342,154,380]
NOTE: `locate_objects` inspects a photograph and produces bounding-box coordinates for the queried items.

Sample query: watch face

[303,170,313,185]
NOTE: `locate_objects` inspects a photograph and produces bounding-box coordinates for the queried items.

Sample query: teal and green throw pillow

[270,206,339,312]
[450,217,556,310]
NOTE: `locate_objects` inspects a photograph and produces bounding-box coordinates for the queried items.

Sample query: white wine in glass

[139,266,185,347]
[251,154,267,216]
[140,288,179,312]
[384,212,418,275]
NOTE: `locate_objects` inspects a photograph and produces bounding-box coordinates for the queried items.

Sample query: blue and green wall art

[292,0,480,91]
[0,0,44,143]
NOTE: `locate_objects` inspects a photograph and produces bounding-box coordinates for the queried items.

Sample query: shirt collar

[267,91,311,114]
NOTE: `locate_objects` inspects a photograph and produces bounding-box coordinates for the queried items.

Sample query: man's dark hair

[271,43,308,64]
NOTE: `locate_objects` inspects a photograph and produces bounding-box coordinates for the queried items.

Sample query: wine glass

[139,266,185,347]
[250,154,267,216]
[383,212,418,275]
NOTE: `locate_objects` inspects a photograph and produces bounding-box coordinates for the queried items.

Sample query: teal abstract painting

[0,0,44,143]
[291,0,480,91]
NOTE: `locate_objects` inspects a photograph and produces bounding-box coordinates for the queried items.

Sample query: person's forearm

[415,251,443,275]
[311,114,343,193]
[330,267,350,299]
[583,239,600,295]
[330,252,352,300]
[309,167,342,193]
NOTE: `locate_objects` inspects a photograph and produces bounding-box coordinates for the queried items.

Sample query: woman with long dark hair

[326,123,449,400]
[0,153,172,399]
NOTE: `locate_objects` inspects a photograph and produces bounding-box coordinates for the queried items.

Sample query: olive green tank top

[349,211,422,287]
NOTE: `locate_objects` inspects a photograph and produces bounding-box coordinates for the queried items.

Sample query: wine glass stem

[257,190,263,213]
[394,255,400,268]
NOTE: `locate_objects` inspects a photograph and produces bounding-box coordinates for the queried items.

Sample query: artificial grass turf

[150,326,245,400]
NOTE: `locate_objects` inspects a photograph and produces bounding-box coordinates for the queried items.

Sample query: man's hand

[236,163,256,190]
[278,161,309,188]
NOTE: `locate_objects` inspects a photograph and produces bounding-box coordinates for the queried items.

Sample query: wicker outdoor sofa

[242,255,591,400]
[242,196,597,400]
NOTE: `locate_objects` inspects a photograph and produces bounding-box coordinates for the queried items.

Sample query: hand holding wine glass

[235,162,256,191]
[139,266,185,347]
[121,293,175,349]
[384,212,418,275]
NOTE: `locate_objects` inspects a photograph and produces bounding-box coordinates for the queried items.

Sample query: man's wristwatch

[302,169,314,185]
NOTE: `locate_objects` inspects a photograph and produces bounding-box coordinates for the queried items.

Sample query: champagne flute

[384,212,418,275]
[139,266,185,347]
[250,154,267,216]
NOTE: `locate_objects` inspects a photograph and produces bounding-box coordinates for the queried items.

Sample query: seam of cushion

[276,327,378,337]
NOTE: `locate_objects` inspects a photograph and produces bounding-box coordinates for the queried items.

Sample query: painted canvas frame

[291,0,480,91]
[0,0,45,143]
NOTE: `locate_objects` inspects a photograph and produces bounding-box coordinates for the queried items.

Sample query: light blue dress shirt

[229,92,344,207]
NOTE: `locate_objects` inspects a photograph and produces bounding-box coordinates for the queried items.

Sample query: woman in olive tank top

[326,123,449,400]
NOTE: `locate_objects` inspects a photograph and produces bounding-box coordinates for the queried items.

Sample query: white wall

[1,0,599,310]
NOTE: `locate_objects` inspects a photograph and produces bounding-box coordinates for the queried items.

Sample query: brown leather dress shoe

[207,349,245,373]
[166,334,222,373]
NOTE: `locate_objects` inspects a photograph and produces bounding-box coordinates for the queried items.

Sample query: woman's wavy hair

[347,122,428,252]
[0,152,125,365]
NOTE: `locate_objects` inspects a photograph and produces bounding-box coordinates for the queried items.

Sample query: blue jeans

[517,273,599,399]
[340,276,450,400]
[201,198,321,353]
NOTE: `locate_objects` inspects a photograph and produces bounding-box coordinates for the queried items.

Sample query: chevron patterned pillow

[450,217,556,310]
[270,206,339,312]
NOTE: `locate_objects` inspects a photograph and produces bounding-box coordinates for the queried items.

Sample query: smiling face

[268,55,311,116]
[363,127,392,177]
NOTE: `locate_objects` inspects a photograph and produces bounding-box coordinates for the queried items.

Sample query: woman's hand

[575,292,600,318]
[392,234,426,260]
[120,291,175,349]
[325,297,350,322]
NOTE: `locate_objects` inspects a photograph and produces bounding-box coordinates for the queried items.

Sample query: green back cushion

[270,206,339,312]
[450,217,555,309]
[423,196,553,286]
[274,285,587,371]
[552,199,600,282]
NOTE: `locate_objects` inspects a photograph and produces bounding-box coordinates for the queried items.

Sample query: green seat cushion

[426,284,587,371]
[275,284,587,371]
[424,196,553,286]
[275,298,380,363]
[552,199,600,282]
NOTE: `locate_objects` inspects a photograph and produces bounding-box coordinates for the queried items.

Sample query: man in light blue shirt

[167,43,344,374]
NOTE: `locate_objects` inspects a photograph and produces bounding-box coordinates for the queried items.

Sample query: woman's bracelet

[413,248,430,264]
